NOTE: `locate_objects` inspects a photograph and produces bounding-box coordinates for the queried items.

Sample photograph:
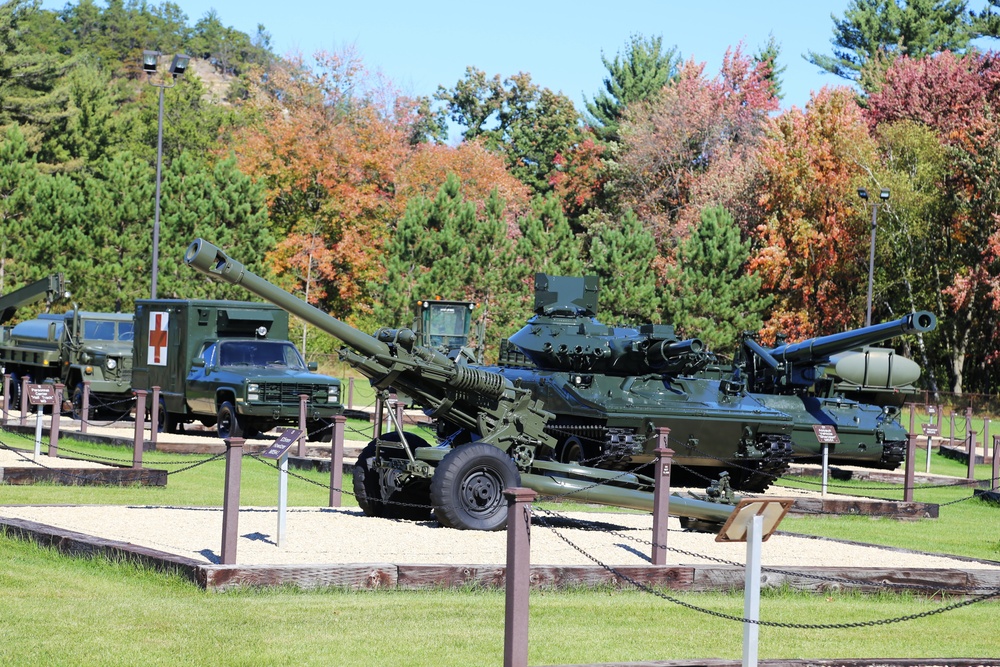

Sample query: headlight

[247,383,260,401]
[105,358,117,370]
[327,385,339,403]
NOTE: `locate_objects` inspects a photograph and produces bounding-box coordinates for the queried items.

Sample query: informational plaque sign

[812,424,840,444]
[27,384,57,406]
[922,423,940,436]
[261,429,301,460]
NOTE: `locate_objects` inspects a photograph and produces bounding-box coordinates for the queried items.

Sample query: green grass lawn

[2,427,1000,665]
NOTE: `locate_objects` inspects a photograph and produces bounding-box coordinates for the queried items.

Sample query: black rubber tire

[7,373,22,411]
[430,443,520,531]
[353,433,433,521]
[306,419,333,442]
[216,400,246,439]
[71,385,90,422]
[157,396,181,433]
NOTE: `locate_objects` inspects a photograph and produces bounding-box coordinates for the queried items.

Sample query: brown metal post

[298,394,308,457]
[80,381,90,434]
[347,377,354,410]
[20,376,28,426]
[2,373,9,424]
[992,435,999,492]
[395,398,404,431]
[950,411,956,446]
[132,390,147,469]
[907,404,915,444]
[150,385,161,446]
[221,437,245,565]
[49,383,63,458]
[904,432,916,503]
[652,426,673,566]
[503,487,536,667]
[330,414,346,507]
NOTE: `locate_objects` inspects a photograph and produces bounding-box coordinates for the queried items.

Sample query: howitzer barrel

[184,239,390,359]
[769,311,936,363]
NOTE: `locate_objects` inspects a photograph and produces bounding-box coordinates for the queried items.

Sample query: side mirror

[192,358,206,368]
[307,361,318,371]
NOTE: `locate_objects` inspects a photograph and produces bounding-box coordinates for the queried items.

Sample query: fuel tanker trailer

[184,238,743,532]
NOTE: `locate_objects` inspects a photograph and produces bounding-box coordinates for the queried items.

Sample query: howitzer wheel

[353,433,433,521]
[430,443,521,531]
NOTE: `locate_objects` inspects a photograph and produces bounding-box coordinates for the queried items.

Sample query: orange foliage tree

[749,87,878,341]
[227,48,415,322]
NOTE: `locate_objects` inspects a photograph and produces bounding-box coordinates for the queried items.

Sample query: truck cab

[413,299,482,362]
[132,299,342,440]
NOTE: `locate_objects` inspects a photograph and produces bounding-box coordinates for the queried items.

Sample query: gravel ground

[2,448,997,570]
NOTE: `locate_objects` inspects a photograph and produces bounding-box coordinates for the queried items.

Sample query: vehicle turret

[508,274,708,376]
[738,311,937,393]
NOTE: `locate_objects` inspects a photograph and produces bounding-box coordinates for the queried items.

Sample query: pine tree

[805,0,975,85]
[584,33,679,143]
[586,210,660,324]
[661,206,771,356]
[516,194,585,277]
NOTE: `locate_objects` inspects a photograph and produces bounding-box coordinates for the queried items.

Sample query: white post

[34,403,43,459]
[821,442,829,497]
[277,451,289,547]
[925,436,932,474]
[742,514,763,667]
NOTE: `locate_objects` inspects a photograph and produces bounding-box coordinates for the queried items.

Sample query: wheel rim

[458,466,504,518]
[218,410,233,438]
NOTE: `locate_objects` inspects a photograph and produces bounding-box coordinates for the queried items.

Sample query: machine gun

[736,311,937,396]
[184,239,739,531]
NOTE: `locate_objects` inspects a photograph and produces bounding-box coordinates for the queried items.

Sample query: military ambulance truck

[132,299,342,439]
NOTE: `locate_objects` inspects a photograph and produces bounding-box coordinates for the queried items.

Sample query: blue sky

[42,0,873,111]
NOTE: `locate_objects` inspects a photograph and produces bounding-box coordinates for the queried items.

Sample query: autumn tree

[614,47,778,247]
[867,51,1000,393]
[230,48,416,323]
[661,206,770,356]
[749,87,878,341]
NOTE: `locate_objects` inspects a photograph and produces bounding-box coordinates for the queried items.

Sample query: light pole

[142,50,190,299]
[857,187,889,327]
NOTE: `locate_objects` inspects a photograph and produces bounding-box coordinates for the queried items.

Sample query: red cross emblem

[148,311,169,366]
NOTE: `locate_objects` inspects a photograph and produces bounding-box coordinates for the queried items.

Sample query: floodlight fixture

[142,50,159,73]
[169,54,190,77]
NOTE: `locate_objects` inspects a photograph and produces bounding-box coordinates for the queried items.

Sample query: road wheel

[6,373,22,411]
[71,385,91,422]
[353,433,433,521]
[216,400,246,439]
[558,436,588,464]
[430,443,520,531]
[156,396,181,433]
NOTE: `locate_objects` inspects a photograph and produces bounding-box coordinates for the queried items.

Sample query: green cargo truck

[132,299,342,439]
[1,294,134,417]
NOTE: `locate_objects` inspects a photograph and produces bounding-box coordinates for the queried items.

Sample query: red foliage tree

[749,87,877,341]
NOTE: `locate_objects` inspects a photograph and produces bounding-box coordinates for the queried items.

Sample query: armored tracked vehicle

[491,275,795,491]
[184,239,742,532]
[713,313,937,469]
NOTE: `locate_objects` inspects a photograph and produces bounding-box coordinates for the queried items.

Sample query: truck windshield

[217,340,307,370]
[83,320,117,341]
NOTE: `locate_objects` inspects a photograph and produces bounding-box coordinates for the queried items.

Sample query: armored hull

[491,365,794,490]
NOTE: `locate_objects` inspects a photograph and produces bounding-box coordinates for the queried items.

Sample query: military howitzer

[184,239,740,531]
[728,312,937,469]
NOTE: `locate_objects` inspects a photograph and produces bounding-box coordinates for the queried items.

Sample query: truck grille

[257,383,327,404]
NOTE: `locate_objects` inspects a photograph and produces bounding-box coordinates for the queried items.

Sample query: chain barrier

[0,439,226,479]
[533,510,1000,629]
[534,506,1000,595]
